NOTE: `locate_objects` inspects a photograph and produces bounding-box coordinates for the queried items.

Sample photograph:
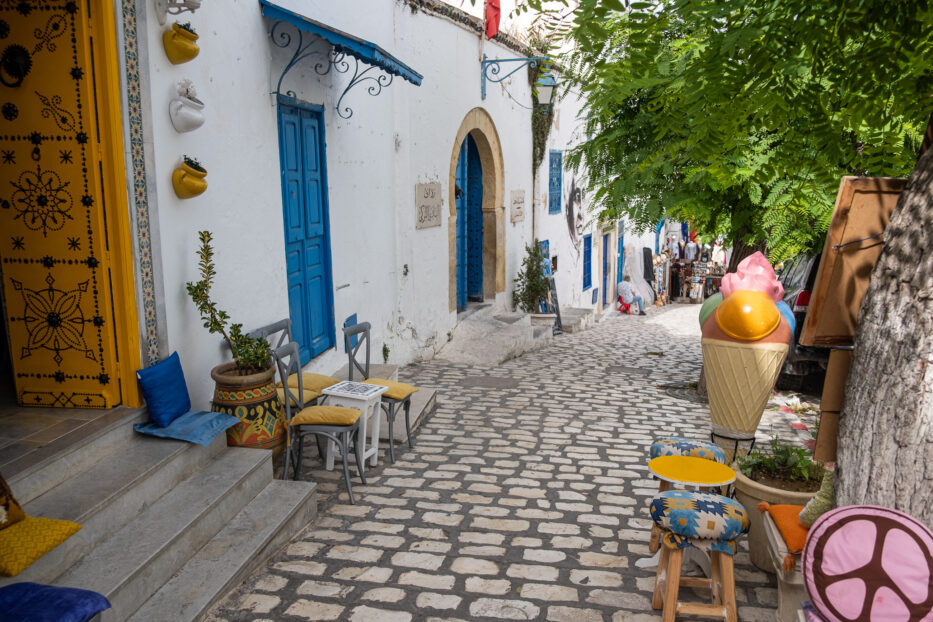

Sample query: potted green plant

[513,240,551,323]
[734,435,824,571]
[163,21,199,64]
[172,155,208,199]
[186,231,284,450]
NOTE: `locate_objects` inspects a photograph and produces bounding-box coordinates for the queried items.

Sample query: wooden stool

[647,438,727,553]
[650,490,750,622]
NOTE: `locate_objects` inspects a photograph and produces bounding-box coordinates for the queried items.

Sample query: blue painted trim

[582,234,592,290]
[260,0,423,86]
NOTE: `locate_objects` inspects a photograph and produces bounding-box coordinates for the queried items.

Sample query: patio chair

[342,322,419,463]
[248,319,340,406]
[272,341,367,504]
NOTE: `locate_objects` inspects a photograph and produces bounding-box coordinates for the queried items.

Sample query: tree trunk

[836,148,933,526]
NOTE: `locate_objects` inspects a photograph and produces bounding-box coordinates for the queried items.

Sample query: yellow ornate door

[0,1,140,408]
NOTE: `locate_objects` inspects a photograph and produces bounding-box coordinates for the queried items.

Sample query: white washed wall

[143,0,581,406]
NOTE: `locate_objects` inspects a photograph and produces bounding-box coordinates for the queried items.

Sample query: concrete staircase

[3,408,316,622]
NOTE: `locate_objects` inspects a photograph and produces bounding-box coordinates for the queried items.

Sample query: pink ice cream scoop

[719,251,784,302]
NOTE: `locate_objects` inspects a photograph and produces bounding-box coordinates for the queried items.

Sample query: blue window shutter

[583,234,592,290]
[548,150,562,214]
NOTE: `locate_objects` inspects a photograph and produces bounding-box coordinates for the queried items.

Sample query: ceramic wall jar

[162,23,199,64]
[169,80,205,132]
[172,159,207,198]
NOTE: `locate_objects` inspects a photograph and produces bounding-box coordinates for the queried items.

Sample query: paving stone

[465,577,512,595]
[416,592,463,610]
[331,567,393,583]
[546,605,605,622]
[325,545,383,563]
[469,598,541,620]
[348,605,412,622]
[523,549,566,563]
[236,594,279,613]
[282,600,344,620]
[520,583,580,602]
[398,571,456,590]
[569,569,624,587]
[391,551,446,570]
[361,587,406,602]
[506,564,560,582]
[451,557,500,575]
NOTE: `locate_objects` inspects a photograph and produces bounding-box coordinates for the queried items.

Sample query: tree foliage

[520,0,932,260]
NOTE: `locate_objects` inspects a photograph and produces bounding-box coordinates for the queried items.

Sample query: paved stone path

[209,304,802,621]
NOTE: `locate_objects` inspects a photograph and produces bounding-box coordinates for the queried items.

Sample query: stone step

[54,448,273,622]
[378,386,436,442]
[127,479,316,622]
[1,433,226,588]
[9,407,148,505]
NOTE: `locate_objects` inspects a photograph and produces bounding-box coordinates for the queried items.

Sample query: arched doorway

[455,135,484,310]
[448,108,505,313]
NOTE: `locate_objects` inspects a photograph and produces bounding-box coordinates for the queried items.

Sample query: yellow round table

[648,455,737,488]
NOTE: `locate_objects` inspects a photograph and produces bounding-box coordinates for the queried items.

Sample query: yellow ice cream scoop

[714,290,781,341]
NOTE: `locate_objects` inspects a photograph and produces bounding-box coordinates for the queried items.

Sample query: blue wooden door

[278,103,335,363]
[602,234,609,305]
[617,221,625,285]
[455,140,468,311]
[548,150,562,214]
[466,136,484,300]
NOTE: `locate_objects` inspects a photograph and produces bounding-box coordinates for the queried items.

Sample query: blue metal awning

[260,0,423,118]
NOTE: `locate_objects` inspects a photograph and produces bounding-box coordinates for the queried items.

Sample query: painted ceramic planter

[162,23,199,64]
[169,94,205,132]
[172,161,207,198]
[211,363,285,451]
[733,469,818,572]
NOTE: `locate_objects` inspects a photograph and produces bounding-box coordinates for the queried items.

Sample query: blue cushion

[134,410,239,446]
[0,582,110,622]
[650,490,750,542]
[136,352,191,427]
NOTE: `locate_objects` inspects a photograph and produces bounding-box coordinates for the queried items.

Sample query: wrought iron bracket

[481,54,549,100]
[270,20,395,120]
[154,0,202,26]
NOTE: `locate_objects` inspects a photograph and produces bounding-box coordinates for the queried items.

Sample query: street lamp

[535,71,557,107]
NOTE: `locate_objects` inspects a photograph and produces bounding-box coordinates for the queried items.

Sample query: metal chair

[343,322,418,463]
[249,319,339,406]
[272,341,367,504]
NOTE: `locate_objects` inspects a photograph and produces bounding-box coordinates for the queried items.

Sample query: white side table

[321,381,387,472]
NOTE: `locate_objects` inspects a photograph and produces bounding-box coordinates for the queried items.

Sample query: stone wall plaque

[415,182,443,229]
[510,189,526,223]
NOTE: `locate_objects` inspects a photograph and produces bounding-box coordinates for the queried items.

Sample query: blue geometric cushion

[136,352,191,428]
[0,582,111,622]
[650,490,749,555]
[649,437,726,463]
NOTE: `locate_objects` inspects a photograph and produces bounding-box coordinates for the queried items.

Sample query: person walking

[617,275,647,315]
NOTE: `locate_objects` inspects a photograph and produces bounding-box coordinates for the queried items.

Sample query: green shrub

[512,240,550,312]
[737,435,824,483]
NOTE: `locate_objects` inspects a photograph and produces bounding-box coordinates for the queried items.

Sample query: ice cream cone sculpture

[700,252,795,436]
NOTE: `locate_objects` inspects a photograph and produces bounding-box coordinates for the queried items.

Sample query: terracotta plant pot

[210,362,285,451]
[733,469,818,572]
[162,23,199,64]
[172,161,207,198]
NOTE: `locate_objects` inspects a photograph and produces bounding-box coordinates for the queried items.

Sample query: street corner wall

[533,88,598,311]
[141,1,290,406]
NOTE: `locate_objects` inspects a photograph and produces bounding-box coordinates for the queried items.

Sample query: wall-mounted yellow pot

[172,161,207,198]
[163,23,199,65]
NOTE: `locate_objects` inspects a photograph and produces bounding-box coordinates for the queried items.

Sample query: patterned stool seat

[650,437,726,463]
[650,490,750,555]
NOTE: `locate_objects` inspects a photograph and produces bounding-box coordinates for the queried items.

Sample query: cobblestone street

[209,304,805,621]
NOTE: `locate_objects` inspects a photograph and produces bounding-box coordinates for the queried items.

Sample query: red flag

[485,0,501,39]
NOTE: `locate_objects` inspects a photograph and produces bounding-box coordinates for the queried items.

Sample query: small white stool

[322,381,387,472]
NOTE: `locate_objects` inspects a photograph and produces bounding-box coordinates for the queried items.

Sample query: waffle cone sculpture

[700,253,794,435]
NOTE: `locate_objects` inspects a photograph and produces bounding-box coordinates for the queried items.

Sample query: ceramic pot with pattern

[210,363,285,452]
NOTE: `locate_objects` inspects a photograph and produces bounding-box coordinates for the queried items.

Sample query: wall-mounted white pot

[169,94,205,133]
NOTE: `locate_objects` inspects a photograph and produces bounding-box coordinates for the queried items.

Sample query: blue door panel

[466,135,483,300]
[602,234,609,305]
[548,151,562,214]
[278,103,335,364]
[455,140,468,310]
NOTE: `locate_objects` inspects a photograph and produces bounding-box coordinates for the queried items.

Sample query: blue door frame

[617,221,625,285]
[277,101,336,363]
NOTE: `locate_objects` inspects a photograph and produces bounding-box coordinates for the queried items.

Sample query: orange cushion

[287,372,340,393]
[767,504,809,554]
[289,405,361,426]
[366,378,418,400]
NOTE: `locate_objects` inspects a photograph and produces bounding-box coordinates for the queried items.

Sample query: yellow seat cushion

[289,405,362,426]
[275,386,322,408]
[287,372,340,393]
[0,516,81,577]
[366,378,418,400]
